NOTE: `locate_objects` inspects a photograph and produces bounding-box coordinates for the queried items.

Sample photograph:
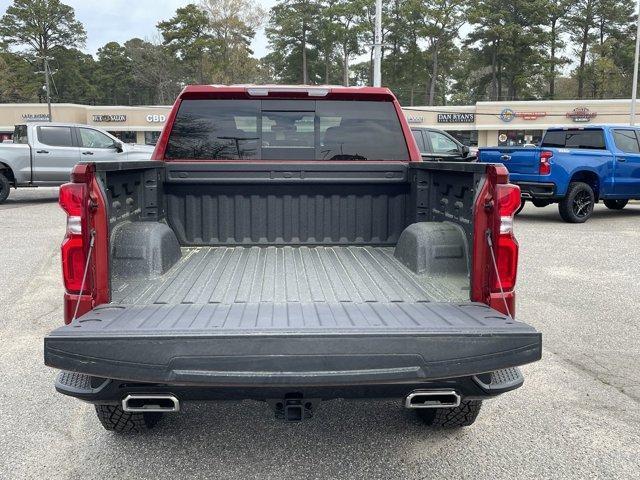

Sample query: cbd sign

[146,114,167,123]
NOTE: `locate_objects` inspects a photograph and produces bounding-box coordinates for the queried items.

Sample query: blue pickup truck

[479,126,640,223]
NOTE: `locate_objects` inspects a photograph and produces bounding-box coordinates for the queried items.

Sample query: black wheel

[532,199,551,208]
[94,405,163,433]
[603,199,628,210]
[514,200,525,215]
[558,182,595,223]
[415,400,482,428]
[0,172,10,204]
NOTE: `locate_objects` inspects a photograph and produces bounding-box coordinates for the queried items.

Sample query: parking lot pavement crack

[0,245,63,333]
[544,347,640,404]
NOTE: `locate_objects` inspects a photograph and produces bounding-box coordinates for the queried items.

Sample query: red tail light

[539,150,552,175]
[60,183,89,294]
[492,183,520,292]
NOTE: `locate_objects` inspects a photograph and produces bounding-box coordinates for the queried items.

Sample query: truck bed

[112,245,469,306]
[46,160,541,393]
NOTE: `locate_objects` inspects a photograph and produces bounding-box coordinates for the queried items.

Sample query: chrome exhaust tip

[405,390,461,409]
[122,394,180,413]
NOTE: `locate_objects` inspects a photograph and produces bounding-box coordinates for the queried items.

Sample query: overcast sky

[0,0,277,57]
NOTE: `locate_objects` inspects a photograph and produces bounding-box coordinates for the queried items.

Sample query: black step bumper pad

[45,302,541,387]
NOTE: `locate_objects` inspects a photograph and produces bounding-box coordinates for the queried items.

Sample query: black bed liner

[112,246,469,305]
[45,302,541,386]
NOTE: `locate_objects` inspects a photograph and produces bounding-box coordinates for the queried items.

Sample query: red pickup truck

[45,85,541,433]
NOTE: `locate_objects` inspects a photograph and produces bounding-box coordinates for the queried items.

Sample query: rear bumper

[513,181,557,200]
[55,367,527,404]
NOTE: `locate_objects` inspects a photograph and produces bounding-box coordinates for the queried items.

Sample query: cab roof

[179,85,397,101]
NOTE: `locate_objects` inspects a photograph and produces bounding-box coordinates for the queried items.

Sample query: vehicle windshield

[165,99,409,161]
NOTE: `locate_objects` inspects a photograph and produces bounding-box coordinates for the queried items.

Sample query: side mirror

[461,145,470,157]
[114,141,124,153]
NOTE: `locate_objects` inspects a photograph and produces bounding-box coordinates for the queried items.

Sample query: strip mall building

[0,98,637,148]
[403,99,640,147]
[0,103,171,145]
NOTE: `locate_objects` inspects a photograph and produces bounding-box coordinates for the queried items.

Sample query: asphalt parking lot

[0,188,638,480]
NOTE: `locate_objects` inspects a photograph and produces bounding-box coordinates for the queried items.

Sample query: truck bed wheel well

[0,162,16,186]
[569,171,600,201]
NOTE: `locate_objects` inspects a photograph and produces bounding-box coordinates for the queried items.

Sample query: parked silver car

[0,123,155,203]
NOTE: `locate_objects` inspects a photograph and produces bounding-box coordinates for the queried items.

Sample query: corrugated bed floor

[112,246,469,306]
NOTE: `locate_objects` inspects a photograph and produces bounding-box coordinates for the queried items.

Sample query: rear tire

[604,199,628,210]
[416,400,482,428]
[558,182,595,223]
[0,172,10,204]
[94,405,163,433]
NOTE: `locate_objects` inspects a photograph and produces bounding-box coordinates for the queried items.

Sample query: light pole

[36,55,54,122]
[631,0,640,125]
[44,57,53,122]
[373,0,382,87]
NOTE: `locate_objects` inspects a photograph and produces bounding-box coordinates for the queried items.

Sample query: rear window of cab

[164,99,409,161]
[541,129,606,150]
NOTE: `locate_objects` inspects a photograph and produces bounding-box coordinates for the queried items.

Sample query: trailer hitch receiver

[268,393,319,422]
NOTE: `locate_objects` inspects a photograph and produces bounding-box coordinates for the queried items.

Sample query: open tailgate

[45,302,541,387]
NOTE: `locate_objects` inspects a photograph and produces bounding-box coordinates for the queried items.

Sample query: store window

[498,130,543,147]
[447,130,478,147]
[145,131,161,146]
[110,131,137,144]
